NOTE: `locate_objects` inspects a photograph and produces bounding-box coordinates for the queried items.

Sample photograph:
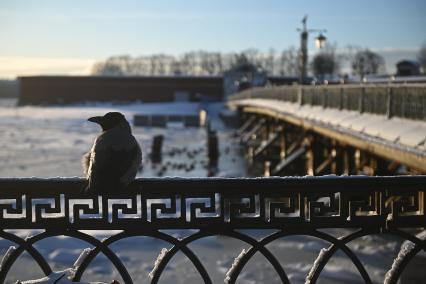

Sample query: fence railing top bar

[0,176,425,194]
[0,176,424,230]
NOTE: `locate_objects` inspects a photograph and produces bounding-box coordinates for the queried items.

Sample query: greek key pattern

[0,180,424,229]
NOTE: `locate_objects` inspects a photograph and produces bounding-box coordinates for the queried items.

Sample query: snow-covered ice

[0,98,413,283]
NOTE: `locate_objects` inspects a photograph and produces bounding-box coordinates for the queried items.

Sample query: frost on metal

[305,247,329,284]
[224,248,247,283]
[384,241,415,284]
[149,248,169,279]
[17,270,109,283]
[72,248,93,272]
[384,230,426,284]
[18,271,69,284]
[15,248,100,284]
[0,245,16,270]
[17,270,102,283]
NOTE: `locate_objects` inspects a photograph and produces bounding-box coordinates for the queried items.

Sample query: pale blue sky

[0,0,425,77]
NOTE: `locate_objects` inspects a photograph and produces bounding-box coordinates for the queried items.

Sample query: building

[223,59,268,98]
[18,76,224,105]
[396,60,421,76]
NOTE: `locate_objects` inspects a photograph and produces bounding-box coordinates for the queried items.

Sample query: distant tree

[279,47,298,76]
[351,49,385,78]
[91,62,123,76]
[213,52,223,74]
[312,53,336,79]
[92,48,337,77]
[418,42,426,74]
[311,44,340,80]
[242,48,259,66]
[170,59,183,75]
[265,48,275,75]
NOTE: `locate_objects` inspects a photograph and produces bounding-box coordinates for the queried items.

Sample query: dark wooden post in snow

[151,135,164,163]
[207,130,219,168]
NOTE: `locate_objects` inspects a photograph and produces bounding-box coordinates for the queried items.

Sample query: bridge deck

[229,98,426,171]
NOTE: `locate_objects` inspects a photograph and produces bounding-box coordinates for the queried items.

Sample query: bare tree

[92,47,342,77]
[311,44,341,81]
[91,62,123,76]
[279,47,298,76]
[266,48,275,75]
[242,48,259,66]
[418,42,426,74]
[351,49,385,78]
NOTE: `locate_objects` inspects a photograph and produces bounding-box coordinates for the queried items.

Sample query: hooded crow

[82,112,142,195]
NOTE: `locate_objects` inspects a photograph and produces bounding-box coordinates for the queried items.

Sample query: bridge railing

[228,84,426,121]
[0,176,425,283]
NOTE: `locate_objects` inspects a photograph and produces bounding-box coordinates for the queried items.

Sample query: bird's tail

[80,180,93,196]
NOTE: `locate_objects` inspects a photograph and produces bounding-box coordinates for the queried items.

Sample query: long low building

[18,76,224,105]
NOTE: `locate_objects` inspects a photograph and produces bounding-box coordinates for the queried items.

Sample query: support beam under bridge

[232,101,426,175]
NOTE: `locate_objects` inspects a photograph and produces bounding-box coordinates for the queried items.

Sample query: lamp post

[298,15,327,84]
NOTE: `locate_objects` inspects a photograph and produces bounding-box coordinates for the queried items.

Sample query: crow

[82,112,142,195]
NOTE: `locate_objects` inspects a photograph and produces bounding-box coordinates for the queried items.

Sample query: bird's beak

[88,116,103,124]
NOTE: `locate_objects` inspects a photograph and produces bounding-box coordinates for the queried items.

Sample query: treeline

[93,43,426,78]
[91,48,300,77]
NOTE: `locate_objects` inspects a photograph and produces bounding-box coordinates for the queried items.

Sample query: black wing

[86,146,139,195]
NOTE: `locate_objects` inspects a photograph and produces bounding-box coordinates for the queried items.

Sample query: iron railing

[228,84,426,121]
[0,176,425,283]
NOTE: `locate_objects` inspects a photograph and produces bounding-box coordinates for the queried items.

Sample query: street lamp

[297,15,327,83]
[315,33,327,49]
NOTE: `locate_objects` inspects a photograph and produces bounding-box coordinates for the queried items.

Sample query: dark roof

[396,60,420,67]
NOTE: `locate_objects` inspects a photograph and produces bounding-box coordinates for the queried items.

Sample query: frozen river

[0,99,405,283]
[0,99,247,179]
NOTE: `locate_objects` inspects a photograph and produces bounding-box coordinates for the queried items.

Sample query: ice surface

[0,99,414,283]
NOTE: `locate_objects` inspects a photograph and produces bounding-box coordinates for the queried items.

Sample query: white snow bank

[0,101,203,122]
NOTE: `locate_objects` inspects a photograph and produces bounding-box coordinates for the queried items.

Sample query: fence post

[386,85,393,119]
[359,86,365,114]
[322,87,327,109]
[339,86,344,110]
[298,86,304,106]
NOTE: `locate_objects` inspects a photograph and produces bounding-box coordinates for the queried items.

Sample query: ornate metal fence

[0,176,425,283]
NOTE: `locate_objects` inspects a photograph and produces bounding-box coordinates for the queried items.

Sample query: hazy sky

[0,0,425,77]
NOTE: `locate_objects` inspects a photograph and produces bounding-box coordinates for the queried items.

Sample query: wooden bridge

[228,84,426,176]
